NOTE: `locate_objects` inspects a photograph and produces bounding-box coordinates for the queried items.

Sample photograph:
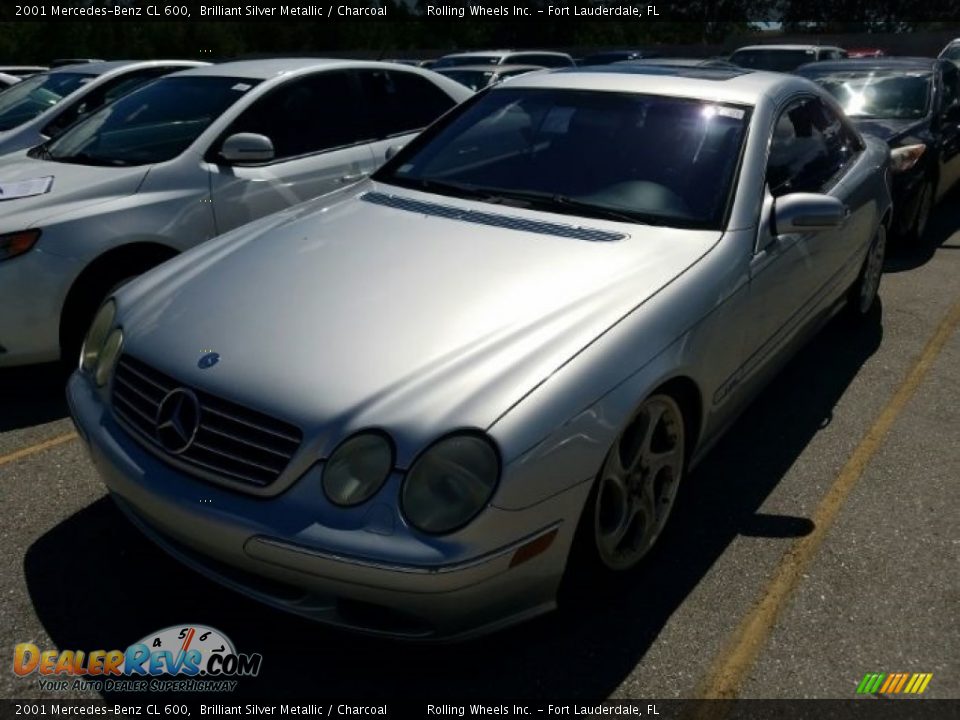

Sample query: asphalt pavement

[1,190,958,703]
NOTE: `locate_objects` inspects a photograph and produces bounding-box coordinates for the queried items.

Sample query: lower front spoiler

[112,492,567,642]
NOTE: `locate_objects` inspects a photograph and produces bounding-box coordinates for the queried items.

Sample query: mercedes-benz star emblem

[155,388,201,454]
[198,352,220,369]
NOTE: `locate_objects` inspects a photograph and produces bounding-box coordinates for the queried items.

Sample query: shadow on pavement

[0,363,69,432]
[23,305,883,701]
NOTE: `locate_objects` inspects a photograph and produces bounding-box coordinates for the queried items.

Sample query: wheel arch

[59,241,179,356]
[648,375,704,464]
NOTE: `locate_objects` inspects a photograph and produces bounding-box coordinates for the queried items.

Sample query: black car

[798,57,960,241]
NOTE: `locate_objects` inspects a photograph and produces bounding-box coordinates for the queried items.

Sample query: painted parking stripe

[0,432,78,468]
[697,295,960,701]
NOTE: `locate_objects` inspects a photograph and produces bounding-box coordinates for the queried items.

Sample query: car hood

[0,153,148,230]
[851,117,928,144]
[119,184,720,459]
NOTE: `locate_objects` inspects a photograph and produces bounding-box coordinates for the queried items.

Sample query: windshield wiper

[27,142,52,160]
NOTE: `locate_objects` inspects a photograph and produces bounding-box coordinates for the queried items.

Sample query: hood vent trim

[362,191,627,243]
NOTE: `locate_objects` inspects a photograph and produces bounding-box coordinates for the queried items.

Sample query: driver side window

[766,97,852,197]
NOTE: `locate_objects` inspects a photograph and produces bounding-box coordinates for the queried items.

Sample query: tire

[847,223,887,318]
[901,179,934,244]
[564,393,686,591]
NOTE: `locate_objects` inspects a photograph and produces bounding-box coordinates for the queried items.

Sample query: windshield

[0,72,94,131]
[439,69,496,91]
[38,76,261,167]
[433,55,500,69]
[941,44,960,61]
[731,49,816,72]
[375,88,750,230]
[805,70,931,119]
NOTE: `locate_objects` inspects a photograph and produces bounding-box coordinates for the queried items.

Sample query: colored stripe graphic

[857,672,932,694]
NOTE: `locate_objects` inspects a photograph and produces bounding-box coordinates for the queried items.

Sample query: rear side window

[357,69,456,138]
[222,71,372,160]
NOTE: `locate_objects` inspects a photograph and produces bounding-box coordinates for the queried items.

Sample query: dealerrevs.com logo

[13,624,262,692]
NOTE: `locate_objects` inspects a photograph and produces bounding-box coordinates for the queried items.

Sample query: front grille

[111,354,302,489]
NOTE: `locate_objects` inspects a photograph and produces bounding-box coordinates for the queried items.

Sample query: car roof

[50,59,204,75]
[796,57,938,74]
[500,65,809,105]
[440,50,570,59]
[733,44,844,52]
[175,57,441,80]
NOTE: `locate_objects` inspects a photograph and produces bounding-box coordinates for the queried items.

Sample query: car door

[356,68,461,165]
[742,96,863,385]
[206,69,378,235]
[935,61,960,201]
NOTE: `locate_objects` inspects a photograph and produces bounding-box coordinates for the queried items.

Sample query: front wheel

[903,179,934,243]
[848,223,886,318]
[587,394,686,573]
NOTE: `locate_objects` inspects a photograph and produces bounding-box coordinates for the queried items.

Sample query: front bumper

[68,372,590,641]
[0,249,82,367]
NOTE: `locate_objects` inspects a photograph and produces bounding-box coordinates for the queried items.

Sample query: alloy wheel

[593,394,685,571]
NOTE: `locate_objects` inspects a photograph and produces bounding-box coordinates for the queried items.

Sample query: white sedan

[0,59,471,367]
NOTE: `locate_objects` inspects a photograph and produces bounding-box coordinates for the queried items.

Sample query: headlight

[401,434,500,535]
[890,143,926,174]
[0,229,41,262]
[322,433,394,506]
[80,300,116,373]
[94,328,123,387]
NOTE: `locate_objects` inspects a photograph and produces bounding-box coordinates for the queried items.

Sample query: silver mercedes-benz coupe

[68,65,892,640]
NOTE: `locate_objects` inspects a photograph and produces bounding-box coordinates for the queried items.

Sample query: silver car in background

[0,60,206,157]
[432,49,575,69]
[435,64,544,91]
[69,66,891,640]
[0,59,470,367]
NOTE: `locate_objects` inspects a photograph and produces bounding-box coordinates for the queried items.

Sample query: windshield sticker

[717,107,746,119]
[231,83,253,92]
[0,176,54,201]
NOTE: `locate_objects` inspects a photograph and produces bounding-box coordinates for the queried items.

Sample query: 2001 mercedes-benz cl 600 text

[69,66,892,640]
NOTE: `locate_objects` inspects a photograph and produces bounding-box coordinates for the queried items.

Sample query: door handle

[339,172,369,184]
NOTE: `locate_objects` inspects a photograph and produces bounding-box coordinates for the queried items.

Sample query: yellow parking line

[698,296,960,701]
[0,432,78,468]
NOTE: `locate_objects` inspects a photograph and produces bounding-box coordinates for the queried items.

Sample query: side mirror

[772,193,846,234]
[219,133,275,163]
[384,144,405,161]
